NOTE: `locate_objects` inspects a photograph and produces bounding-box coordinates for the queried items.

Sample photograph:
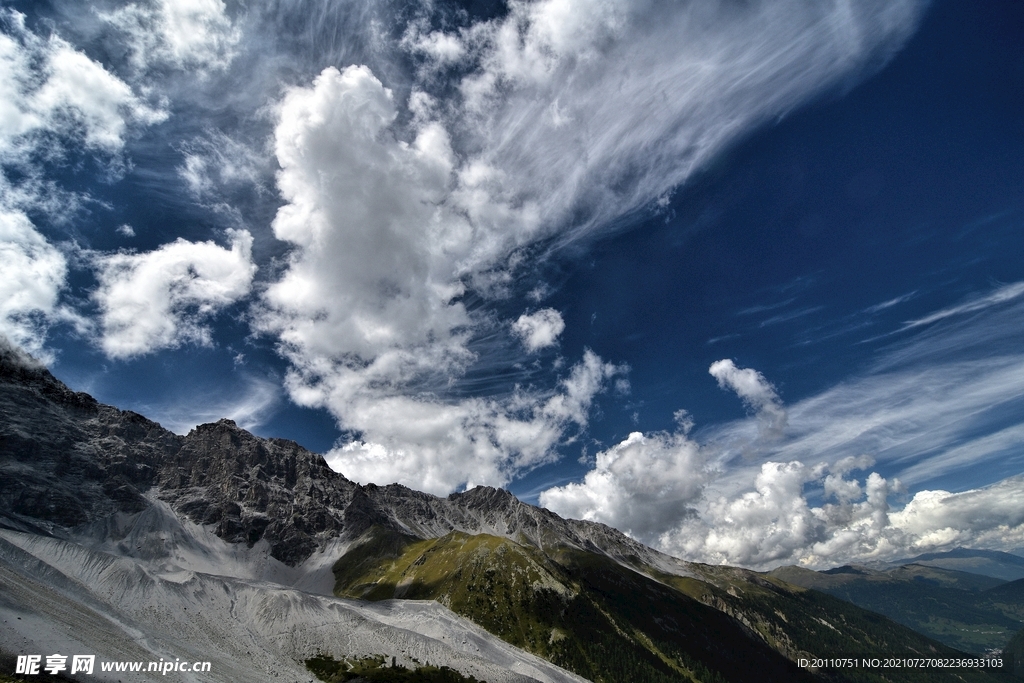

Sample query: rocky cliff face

[0,343,177,530]
[0,342,661,568]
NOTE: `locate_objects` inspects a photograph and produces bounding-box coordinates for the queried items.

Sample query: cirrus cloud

[254,0,924,495]
[542,315,1024,569]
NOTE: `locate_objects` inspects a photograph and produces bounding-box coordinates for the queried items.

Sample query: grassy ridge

[334,528,799,682]
[333,528,1012,683]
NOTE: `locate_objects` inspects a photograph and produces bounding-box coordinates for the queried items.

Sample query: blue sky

[2,0,1023,569]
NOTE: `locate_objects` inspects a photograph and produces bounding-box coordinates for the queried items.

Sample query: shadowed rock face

[0,342,655,567]
[0,343,176,529]
[156,420,359,564]
[0,343,360,564]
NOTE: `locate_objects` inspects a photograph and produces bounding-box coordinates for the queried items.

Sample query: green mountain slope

[770,564,1024,653]
[334,528,1010,683]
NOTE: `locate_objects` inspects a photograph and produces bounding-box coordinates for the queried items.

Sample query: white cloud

[674,459,900,568]
[0,207,71,361]
[253,1,923,496]
[540,429,708,542]
[512,308,565,352]
[888,477,1024,551]
[31,39,165,151]
[544,317,1024,569]
[903,281,1024,329]
[546,415,1024,570]
[0,11,166,358]
[93,229,256,359]
[259,65,614,494]
[709,358,787,437]
[660,466,1024,570]
[262,65,471,364]
[402,21,467,68]
[101,0,239,74]
[323,350,624,495]
[0,14,164,161]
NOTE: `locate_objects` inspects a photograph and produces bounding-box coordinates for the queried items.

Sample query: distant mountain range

[770,561,1024,654]
[880,548,1024,582]
[0,341,1015,683]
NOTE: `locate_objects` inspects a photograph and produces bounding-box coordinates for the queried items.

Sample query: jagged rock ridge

[0,342,667,570]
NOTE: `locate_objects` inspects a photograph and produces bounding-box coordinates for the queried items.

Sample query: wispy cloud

[903,281,1024,329]
[141,372,281,435]
[249,0,925,495]
[736,298,795,316]
[759,305,824,328]
[544,294,1024,569]
[864,290,916,313]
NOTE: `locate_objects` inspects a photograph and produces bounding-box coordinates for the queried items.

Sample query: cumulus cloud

[0,12,164,161]
[661,465,1024,570]
[324,350,624,495]
[540,429,708,542]
[261,65,471,365]
[888,477,1024,551]
[0,207,72,360]
[256,0,923,495]
[673,459,899,568]
[545,296,1024,569]
[546,407,1024,570]
[0,12,164,356]
[93,229,255,358]
[256,65,636,494]
[512,308,565,352]
[709,358,787,437]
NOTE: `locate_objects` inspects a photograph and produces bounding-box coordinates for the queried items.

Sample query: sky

[1,0,1023,570]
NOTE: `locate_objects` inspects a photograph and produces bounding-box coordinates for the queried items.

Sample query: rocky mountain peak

[1,346,666,570]
[1,338,99,413]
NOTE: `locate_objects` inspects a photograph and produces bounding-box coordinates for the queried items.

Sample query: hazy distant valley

[772,551,1024,654]
[2,343,1020,682]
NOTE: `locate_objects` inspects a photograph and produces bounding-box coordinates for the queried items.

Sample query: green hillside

[334,528,1010,683]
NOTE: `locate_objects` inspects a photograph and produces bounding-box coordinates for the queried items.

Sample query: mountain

[880,548,1024,582]
[769,563,1024,654]
[0,342,1012,683]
